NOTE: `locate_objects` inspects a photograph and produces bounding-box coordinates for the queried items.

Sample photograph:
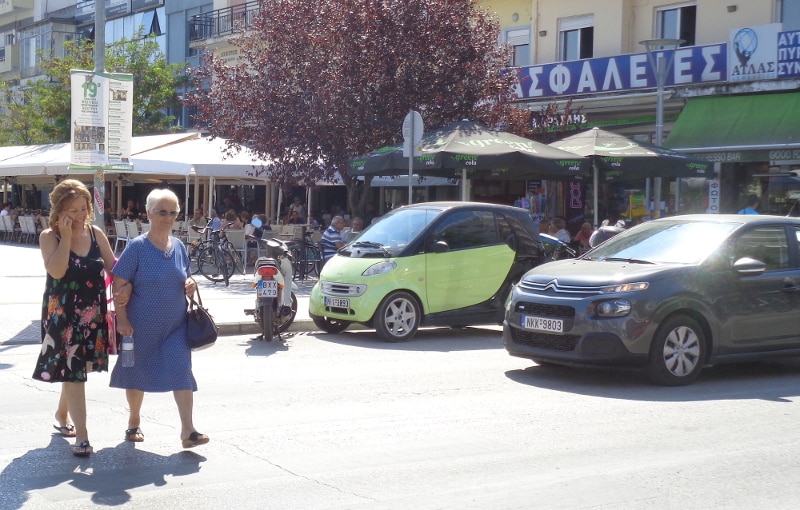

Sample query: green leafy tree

[0,31,186,145]
[188,0,519,214]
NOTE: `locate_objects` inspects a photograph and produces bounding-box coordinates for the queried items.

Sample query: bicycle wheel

[220,248,239,285]
[188,242,206,275]
[226,243,244,275]
[197,247,225,282]
[304,245,321,277]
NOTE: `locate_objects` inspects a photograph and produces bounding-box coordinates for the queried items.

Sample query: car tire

[310,313,350,334]
[374,291,420,342]
[645,314,706,386]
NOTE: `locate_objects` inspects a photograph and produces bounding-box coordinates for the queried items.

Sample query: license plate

[522,315,564,333]
[257,280,279,298]
[324,296,350,308]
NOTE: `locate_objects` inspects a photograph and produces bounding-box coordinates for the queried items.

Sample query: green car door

[424,210,515,314]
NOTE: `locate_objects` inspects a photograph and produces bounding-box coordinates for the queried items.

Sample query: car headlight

[362,261,397,276]
[600,282,649,293]
[590,299,632,318]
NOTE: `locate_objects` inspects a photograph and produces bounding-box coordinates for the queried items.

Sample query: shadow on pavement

[0,434,206,509]
[314,326,505,352]
[505,359,800,402]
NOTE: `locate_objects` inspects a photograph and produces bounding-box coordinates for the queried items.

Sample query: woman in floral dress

[33,180,116,457]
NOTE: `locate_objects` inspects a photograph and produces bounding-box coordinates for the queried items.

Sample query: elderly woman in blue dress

[111,189,209,449]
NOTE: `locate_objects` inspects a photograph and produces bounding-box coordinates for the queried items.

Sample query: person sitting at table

[287,210,303,225]
[221,209,243,231]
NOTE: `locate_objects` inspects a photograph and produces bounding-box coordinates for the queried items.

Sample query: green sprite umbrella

[549,127,713,226]
[348,120,589,181]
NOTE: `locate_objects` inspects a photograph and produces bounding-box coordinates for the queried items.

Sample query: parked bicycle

[289,230,322,279]
[190,224,244,286]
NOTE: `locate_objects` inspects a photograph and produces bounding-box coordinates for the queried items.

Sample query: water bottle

[119,335,135,368]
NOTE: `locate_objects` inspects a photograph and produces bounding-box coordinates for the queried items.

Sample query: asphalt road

[4,242,800,509]
[4,325,800,509]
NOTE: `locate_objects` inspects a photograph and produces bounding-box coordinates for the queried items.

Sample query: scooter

[244,235,299,341]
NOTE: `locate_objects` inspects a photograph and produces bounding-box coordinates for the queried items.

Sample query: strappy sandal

[181,431,209,448]
[125,427,144,442]
[53,424,76,437]
[72,440,93,457]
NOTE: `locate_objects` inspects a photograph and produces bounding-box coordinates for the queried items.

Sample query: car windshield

[345,208,439,257]
[585,219,742,264]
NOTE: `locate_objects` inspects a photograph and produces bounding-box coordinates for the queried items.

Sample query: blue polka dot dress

[109,235,197,392]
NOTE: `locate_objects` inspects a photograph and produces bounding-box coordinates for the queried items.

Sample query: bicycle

[289,232,322,279]
[192,225,244,286]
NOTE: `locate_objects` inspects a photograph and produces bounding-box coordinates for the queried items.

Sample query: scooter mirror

[251,217,263,228]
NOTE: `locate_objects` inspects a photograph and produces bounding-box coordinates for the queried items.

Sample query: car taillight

[257,266,279,277]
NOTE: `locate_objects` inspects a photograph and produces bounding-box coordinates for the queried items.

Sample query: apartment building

[0,0,213,130]
[484,0,800,216]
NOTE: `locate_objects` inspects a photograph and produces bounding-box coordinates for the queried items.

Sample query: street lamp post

[640,38,683,219]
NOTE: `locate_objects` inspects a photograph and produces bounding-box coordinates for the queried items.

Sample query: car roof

[654,214,800,225]
[397,201,527,213]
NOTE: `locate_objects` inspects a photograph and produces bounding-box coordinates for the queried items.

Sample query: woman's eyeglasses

[155,210,179,218]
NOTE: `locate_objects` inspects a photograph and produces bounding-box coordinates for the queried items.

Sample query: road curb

[218,318,318,336]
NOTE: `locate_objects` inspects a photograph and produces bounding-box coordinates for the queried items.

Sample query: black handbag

[186,284,218,351]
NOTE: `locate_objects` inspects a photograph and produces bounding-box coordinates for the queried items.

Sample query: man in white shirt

[0,203,10,216]
[550,217,572,244]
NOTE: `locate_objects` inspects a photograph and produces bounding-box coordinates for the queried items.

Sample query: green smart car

[309,202,545,341]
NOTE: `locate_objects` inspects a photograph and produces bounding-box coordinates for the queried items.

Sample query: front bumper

[309,281,379,323]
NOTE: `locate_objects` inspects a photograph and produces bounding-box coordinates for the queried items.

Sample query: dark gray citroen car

[503,214,800,385]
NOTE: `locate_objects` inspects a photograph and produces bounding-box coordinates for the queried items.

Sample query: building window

[505,27,530,66]
[779,0,800,31]
[656,3,696,46]
[558,15,593,61]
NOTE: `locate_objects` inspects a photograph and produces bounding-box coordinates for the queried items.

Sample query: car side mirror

[733,257,766,276]
[432,240,449,253]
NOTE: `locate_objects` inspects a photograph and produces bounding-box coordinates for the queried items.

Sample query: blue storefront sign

[778,30,800,77]
[516,25,800,100]
[516,44,728,100]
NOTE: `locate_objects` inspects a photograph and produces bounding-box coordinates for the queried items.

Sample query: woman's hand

[113,282,131,307]
[184,278,197,297]
[116,318,133,337]
[59,215,73,240]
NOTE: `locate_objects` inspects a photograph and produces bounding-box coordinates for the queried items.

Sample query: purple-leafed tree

[187,0,518,215]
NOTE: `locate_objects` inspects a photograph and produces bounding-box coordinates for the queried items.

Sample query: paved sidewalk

[0,241,320,345]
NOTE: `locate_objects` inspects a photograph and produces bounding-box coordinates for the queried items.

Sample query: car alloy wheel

[374,291,420,342]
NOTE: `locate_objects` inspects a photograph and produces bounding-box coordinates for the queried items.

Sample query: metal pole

[92,2,106,231]
[408,110,414,205]
[641,38,682,220]
[653,54,665,219]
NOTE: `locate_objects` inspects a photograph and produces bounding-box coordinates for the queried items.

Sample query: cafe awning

[665,92,800,162]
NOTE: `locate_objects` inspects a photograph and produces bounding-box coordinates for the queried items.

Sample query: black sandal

[125,427,144,442]
[181,431,209,448]
[72,440,93,457]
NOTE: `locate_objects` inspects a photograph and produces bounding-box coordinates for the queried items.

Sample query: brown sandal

[125,427,144,442]
[181,431,209,448]
[72,440,93,457]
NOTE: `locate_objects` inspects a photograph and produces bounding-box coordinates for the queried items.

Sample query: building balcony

[0,0,34,17]
[0,44,20,78]
[189,1,260,49]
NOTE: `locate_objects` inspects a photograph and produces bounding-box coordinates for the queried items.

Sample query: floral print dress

[33,229,109,383]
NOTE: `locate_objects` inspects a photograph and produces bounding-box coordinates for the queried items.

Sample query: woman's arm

[40,216,74,279]
[113,275,133,336]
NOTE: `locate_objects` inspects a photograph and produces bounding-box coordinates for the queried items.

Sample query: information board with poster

[69,70,133,171]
